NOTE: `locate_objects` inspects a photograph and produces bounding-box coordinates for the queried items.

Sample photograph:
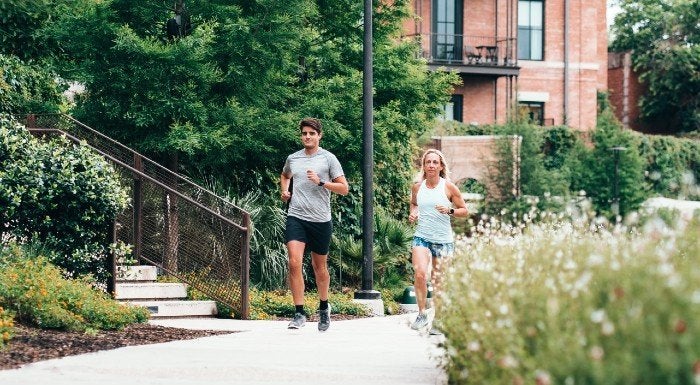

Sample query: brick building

[607,51,651,133]
[402,0,608,130]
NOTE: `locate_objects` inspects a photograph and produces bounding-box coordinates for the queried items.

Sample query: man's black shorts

[285,216,333,255]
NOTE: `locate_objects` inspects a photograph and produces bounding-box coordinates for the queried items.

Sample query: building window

[440,94,463,122]
[518,101,544,125]
[432,0,463,62]
[518,0,543,60]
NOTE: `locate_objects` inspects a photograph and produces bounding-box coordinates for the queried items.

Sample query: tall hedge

[0,115,128,282]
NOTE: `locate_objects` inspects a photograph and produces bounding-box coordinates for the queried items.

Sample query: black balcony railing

[413,34,518,68]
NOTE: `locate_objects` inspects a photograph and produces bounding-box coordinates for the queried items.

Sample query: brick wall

[517,0,606,131]
[432,135,521,197]
[607,51,650,132]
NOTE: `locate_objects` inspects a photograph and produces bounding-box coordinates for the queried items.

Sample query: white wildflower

[601,320,615,336]
[692,290,700,304]
[589,346,604,361]
[590,309,605,323]
[587,253,604,266]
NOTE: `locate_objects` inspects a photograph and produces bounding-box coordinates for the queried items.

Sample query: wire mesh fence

[23,114,251,318]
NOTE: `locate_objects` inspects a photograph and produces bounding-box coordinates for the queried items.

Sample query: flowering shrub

[440,213,699,384]
[0,306,14,348]
[0,245,149,331]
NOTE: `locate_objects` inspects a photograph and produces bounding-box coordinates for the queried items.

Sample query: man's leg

[311,252,331,331]
[288,240,306,306]
[311,252,330,301]
[287,240,307,328]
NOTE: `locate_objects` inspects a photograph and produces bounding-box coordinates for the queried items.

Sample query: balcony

[412,34,520,77]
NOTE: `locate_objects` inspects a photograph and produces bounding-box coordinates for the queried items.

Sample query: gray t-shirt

[282,148,344,222]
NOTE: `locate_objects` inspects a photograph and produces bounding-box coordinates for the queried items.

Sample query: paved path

[0,314,447,385]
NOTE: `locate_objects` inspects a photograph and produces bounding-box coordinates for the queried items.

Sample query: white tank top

[414,178,453,243]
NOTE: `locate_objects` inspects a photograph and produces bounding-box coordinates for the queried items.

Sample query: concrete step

[117,265,158,282]
[115,282,188,300]
[126,300,218,318]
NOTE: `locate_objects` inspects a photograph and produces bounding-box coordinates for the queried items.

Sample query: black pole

[611,146,625,219]
[355,0,380,301]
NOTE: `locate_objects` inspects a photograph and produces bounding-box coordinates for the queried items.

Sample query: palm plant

[204,177,288,290]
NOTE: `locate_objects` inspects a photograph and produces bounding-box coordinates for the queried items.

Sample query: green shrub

[0,245,149,331]
[569,110,648,217]
[0,115,128,283]
[440,214,700,384]
[637,134,700,200]
[328,208,413,290]
[0,305,13,349]
[0,54,65,115]
[247,289,372,320]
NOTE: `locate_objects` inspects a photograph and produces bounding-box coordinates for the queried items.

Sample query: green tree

[0,54,64,114]
[568,109,648,217]
[25,0,457,227]
[610,0,700,133]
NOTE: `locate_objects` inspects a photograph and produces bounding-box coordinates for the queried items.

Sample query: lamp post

[611,146,626,219]
[354,0,381,303]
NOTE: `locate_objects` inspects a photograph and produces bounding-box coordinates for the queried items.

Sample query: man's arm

[327,175,349,196]
[280,173,292,202]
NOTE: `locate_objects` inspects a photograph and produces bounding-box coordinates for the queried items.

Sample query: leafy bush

[0,115,128,282]
[247,289,372,320]
[637,134,700,200]
[0,305,13,349]
[0,54,65,114]
[205,179,288,290]
[567,110,648,217]
[0,243,150,331]
[439,213,700,384]
[328,208,413,290]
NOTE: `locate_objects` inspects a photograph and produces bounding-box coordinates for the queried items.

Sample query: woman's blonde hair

[418,149,451,181]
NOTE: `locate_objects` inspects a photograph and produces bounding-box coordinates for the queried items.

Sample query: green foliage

[11,0,458,239]
[0,305,14,348]
[569,110,648,217]
[0,115,129,282]
[0,244,150,331]
[329,208,413,290]
[0,54,65,114]
[246,288,372,320]
[205,179,288,290]
[637,134,700,200]
[611,0,700,133]
[440,214,700,384]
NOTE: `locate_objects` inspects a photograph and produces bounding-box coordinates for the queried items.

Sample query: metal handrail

[24,115,251,319]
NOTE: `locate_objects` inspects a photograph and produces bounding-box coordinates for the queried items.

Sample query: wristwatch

[318,180,325,187]
[449,208,454,215]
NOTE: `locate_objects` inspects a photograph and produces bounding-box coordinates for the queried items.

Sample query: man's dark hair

[299,118,322,134]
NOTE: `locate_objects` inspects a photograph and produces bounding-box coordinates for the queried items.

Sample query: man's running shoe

[288,312,306,329]
[318,306,331,332]
[411,312,429,330]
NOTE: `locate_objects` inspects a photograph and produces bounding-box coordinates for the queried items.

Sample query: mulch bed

[0,322,231,370]
[1,314,367,370]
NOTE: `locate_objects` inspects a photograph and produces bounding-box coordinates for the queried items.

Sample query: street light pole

[611,146,626,220]
[355,0,381,302]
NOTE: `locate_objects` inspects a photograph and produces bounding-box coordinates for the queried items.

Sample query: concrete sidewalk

[0,314,447,385]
